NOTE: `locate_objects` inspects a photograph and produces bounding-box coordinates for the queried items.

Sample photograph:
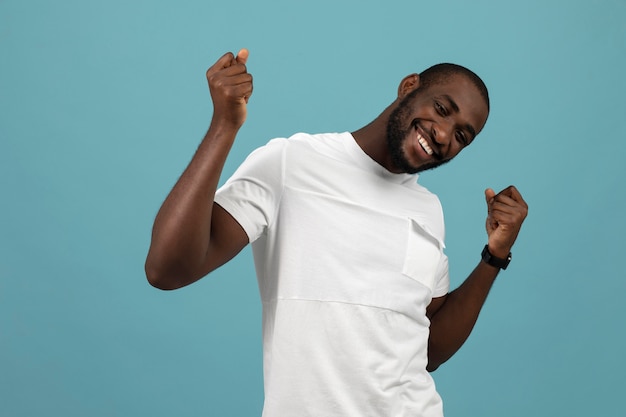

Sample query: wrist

[210,115,244,132]
[481,245,512,270]
[486,243,511,259]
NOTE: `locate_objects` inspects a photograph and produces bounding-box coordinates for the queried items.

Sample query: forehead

[423,74,489,132]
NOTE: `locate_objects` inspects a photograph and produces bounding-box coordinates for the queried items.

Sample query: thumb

[485,188,496,205]
[235,48,249,65]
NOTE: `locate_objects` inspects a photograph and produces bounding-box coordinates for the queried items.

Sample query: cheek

[450,142,467,158]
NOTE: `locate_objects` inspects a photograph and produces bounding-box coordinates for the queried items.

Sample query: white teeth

[417,134,433,155]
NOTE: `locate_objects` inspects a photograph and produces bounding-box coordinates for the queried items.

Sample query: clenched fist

[484,186,528,258]
[206,48,253,129]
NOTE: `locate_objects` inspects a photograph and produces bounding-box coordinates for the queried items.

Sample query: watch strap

[481,245,512,270]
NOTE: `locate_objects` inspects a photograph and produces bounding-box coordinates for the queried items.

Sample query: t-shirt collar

[342,132,419,185]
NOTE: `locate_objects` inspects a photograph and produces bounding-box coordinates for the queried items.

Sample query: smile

[417,133,433,156]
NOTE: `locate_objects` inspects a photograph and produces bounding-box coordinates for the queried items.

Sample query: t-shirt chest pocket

[402,218,444,292]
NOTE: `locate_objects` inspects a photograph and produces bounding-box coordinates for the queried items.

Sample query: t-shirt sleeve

[431,253,450,298]
[214,138,286,243]
[430,196,450,298]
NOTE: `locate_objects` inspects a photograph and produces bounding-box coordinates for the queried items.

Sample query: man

[145,48,528,416]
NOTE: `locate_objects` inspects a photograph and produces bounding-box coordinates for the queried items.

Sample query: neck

[351,101,399,173]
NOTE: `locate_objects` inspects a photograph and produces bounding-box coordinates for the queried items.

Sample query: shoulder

[283,132,348,151]
[249,132,339,155]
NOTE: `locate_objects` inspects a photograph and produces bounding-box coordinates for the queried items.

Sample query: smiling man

[382,65,488,174]
[145,49,528,417]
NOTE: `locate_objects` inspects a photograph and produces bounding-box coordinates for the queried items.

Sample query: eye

[455,131,468,146]
[434,101,447,116]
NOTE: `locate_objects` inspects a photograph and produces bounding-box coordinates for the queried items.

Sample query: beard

[386,96,449,174]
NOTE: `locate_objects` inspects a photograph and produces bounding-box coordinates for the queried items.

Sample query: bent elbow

[426,362,441,373]
[144,260,185,291]
[426,347,445,372]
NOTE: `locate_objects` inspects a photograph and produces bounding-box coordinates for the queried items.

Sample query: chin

[413,158,451,173]
[394,144,452,174]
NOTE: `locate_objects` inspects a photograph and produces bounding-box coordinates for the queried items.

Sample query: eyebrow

[441,94,477,139]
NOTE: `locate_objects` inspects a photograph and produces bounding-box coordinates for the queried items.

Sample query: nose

[431,121,453,149]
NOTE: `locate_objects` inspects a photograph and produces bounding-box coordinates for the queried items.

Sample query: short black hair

[418,63,490,111]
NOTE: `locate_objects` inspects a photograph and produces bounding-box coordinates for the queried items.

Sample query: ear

[397,73,420,99]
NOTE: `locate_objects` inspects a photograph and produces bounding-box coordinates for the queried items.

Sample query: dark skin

[354,73,528,370]
[145,49,528,372]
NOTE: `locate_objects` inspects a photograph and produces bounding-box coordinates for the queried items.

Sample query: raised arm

[426,185,528,371]
[145,49,253,290]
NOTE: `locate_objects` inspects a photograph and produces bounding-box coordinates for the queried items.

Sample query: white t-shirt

[215,132,450,417]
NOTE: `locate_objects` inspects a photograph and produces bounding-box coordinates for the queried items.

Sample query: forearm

[427,186,528,371]
[427,260,500,371]
[145,121,239,289]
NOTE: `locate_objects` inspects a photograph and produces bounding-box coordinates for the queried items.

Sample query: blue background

[2,0,625,416]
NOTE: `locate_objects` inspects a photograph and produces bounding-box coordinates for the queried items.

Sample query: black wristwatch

[481,245,512,270]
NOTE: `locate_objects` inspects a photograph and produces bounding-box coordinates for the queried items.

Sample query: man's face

[386,74,489,174]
